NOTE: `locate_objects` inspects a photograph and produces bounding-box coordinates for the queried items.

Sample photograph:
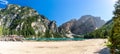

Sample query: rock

[59,15,105,35]
[0,4,64,38]
[0,35,24,41]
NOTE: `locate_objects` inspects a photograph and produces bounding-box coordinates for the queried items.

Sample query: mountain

[84,19,113,38]
[59,15,105,35]
[0,4,108,39]
[0,4,65,38]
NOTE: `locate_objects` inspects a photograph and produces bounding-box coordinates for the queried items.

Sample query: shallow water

[25,38,84,41]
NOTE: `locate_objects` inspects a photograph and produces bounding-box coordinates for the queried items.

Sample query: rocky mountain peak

[0,4,64,38]
[59,15,105,35]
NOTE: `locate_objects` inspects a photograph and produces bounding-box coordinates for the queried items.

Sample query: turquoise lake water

[25,38,84,41]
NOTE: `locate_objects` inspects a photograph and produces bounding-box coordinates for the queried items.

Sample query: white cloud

[0,0,8,5]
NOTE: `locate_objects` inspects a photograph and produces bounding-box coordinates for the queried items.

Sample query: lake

[25,38,84,41]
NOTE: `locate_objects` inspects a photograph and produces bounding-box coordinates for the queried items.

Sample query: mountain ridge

[59,15,105,35]
[0,4,66,38]
[0,4,107,39]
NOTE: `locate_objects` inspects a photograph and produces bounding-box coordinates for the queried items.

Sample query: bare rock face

[59,15,105,35]
[0,4,64,38]
[49,21,58,33]
[59,19,76,34]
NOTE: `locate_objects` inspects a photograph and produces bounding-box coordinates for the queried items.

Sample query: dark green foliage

[43,30,63,38]
[20,16,36,37]
[44,30,52,38]
[53,32,63,38]
[37,31,42,38]
[2,5,40,38]
[0,4,65,39]
[5,16,37,38]
[108,0,120,54]
[84,19,113,38]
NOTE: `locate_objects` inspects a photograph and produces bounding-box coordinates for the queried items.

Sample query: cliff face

[59,19,76,34]
[0,4,106,38]
[0,4,64,38]
[59,15,105,35]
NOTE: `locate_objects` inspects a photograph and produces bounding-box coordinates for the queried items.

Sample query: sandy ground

[0,39,109,54]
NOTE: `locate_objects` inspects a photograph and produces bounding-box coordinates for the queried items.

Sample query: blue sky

[0,0,117,26]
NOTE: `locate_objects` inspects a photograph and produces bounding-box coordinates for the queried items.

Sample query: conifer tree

[109,0,120,54]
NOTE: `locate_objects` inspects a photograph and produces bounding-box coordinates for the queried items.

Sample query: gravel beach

[0,39,109,54]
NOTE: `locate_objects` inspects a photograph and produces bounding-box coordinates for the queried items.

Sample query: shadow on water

[94,47,110,54]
